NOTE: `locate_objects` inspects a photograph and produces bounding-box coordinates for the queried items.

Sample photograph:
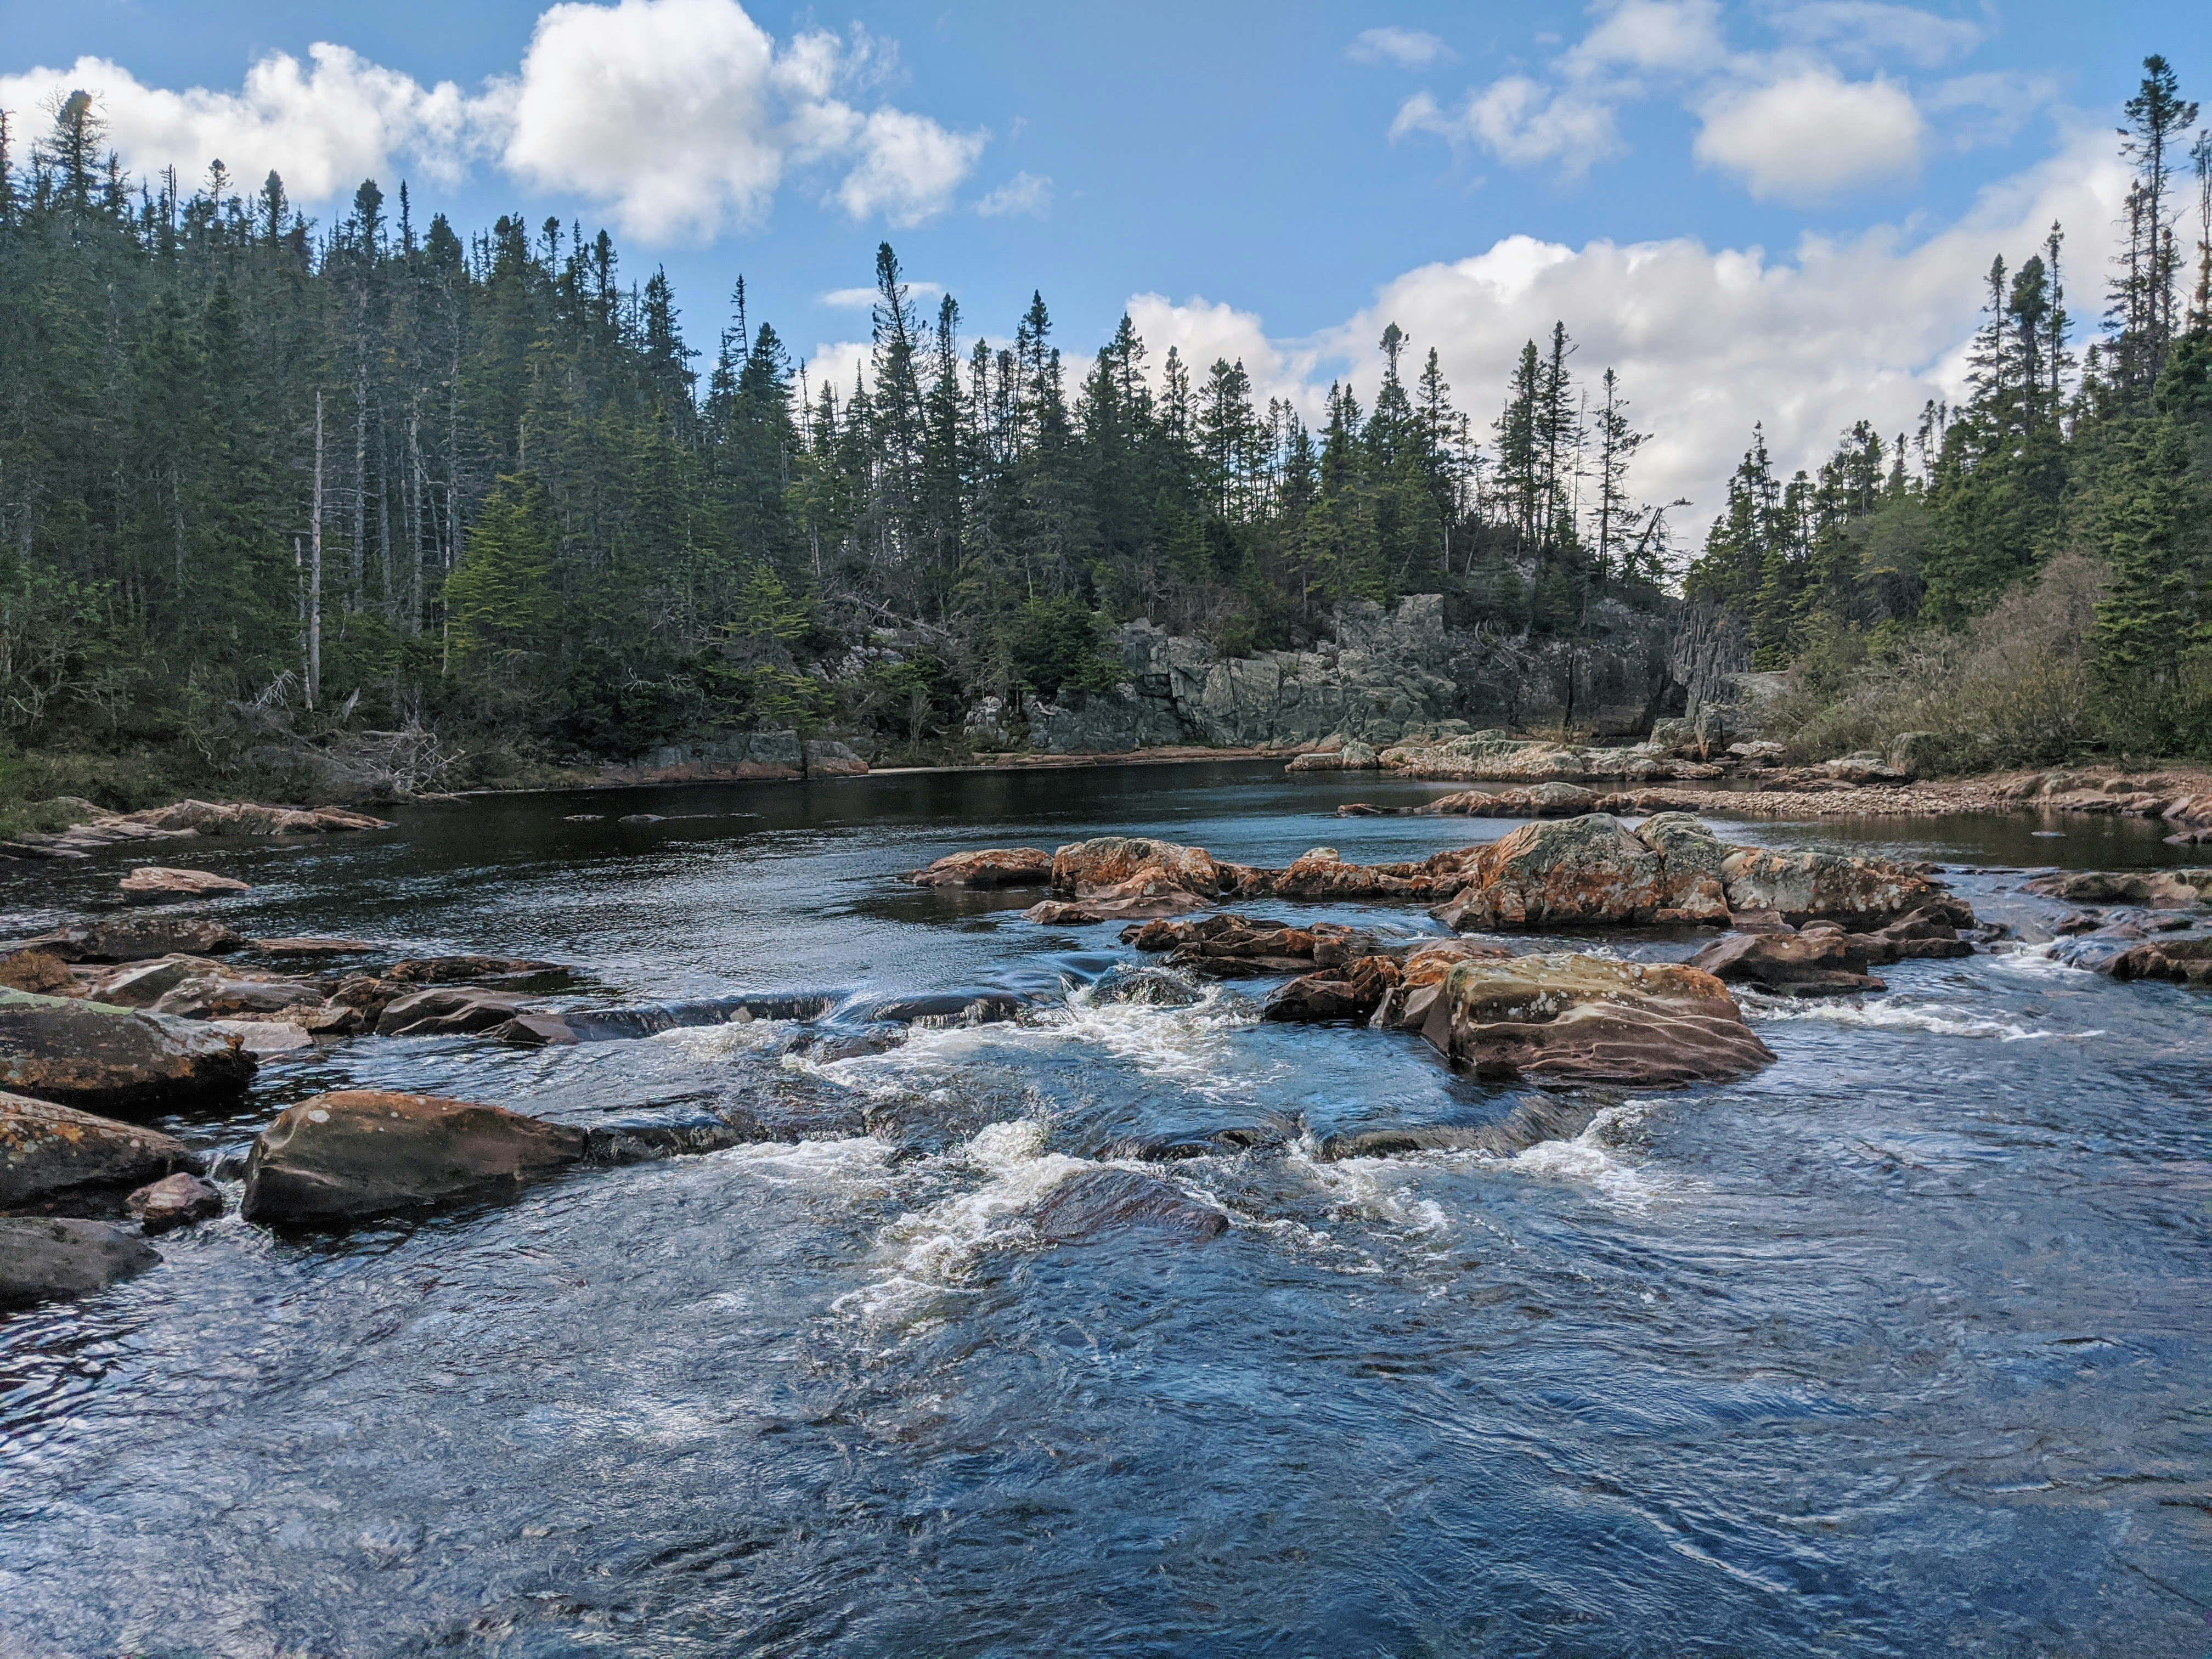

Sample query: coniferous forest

[1,58,2209,808]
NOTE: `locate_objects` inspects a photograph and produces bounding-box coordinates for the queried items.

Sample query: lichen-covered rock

[0,992,257,1114]
[1419,953,1774,1085]
[0,1217,161,1306]
[0,1090,198,1210]
[1429,814,1731,932]
[1122,913,1382,975]
[1369,940,1515,1031]
[239,1090,589,1224]
[910,847,1054,888]
[2024,869,2212,909]
[1025,1167,1229,1244]
[1718,845,1958,928]
[1051,836,1222,898]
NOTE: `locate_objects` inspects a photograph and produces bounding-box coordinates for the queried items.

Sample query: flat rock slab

[0,1090,198,1209]
[22,916,246,963]
[1025,1167,1229,1245]
[240,1090,590,1226]
[911,848,1053,888]
[0,992,258,1115]
[119,866,250,900]
[0,1216,160,1306]
[375,987,536,1037]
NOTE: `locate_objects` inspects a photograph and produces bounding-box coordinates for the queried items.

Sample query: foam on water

[650,1012,791,1059]
[1744,994,2079,1042]
[1503,1103,1664,1209]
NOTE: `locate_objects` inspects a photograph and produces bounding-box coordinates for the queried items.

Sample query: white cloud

[1694,70,1925,201]
[1393,77,1622,174]
[1126,127,2120,542]
[819,281,943,308]
[0,0,985,240]
[1561,0,1726,76]
[0,44,483,200]
[976,171,1053,218]
[1347,27,1457,70]
[1774,2,1983,69]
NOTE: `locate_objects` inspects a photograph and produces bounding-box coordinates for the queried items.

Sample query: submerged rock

[126,1171,223,1234]
[0,1216,161,1306]
[0,1090,199,1211]
[1025,1167,1229,1245]
[1097,1126,1286,1161]
[0,992,257,1114]
[251,936,379,957]
[1418,953,1773,1085]
[239,1090,589,1225]
[374,986,536,1037]
[117,866,250,901]
[21,916,246,963]
[1318,1096,1602,1161]
[583,1115,760,1164]
[911,847,1054,888]
[1082,964,1206,1007]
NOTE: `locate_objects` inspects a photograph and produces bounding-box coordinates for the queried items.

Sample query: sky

[2,0,2209,534]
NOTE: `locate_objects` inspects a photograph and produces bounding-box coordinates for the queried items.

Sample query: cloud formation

[0,0,986,239]
[1393,78,1622,174]
[1130,128,2123,544]
[976,171,1054,218]
[1693,70,1926,202]
[1347,28,1455,70]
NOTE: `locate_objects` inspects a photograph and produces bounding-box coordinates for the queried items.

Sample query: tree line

[1687,57,2212,760]
[0,88,1677,777]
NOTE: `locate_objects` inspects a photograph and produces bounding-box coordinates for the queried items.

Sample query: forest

[0,87,1671,804]
[0,57,2208,809]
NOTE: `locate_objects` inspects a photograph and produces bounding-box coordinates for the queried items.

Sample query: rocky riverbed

[5,760,2212,1656]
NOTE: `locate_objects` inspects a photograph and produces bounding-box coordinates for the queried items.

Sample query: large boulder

[239,1090,590,1225]
[0,1090,198,1210]
[91,956,225,1008]
[1687,930,1887,997]
[911,848,1054,888]
[1051,836,1222,898]
[1418,953,1774,1085]
[0,992,257,1114]
[1369,940,1516,1032]
[1025,1167,1229,1244]
[1430,813,1730,931]
[1719,845,1958,929]
[0,1217,161,1306]
[22,916,246,963]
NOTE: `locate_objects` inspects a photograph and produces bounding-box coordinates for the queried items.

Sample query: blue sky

[3,1,2208,523]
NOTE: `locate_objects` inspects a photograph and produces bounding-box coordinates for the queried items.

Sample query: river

[3,760,2210,1656]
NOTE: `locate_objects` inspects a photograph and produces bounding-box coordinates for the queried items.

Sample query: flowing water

[4,761,2211,1657]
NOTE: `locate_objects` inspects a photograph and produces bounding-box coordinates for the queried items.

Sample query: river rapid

[3,760,2210,1657]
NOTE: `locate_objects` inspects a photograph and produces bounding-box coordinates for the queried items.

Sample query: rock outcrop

[2024,869,2212,909]
[1025,1167,1230,1244]
[4,800,392,860]
[20,916,246,963]
[0,992,257,1114]
[0,1091,199,1211]
[0,1217,161,1306]
[1429,813,1732,931]
[911,848,1054,888]
[1717,844,1960,930]
[239,1090,590,1224]
[1027,594,1674,753]
[1121,913,1386,975]
[1415,954,1774,1085]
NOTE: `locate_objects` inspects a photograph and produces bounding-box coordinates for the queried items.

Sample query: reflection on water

[4,761,2212,1657]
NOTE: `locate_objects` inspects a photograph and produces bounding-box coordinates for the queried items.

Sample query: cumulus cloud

[1392,78,1622,174]
[1561,0,1726,77]
[976,171,1054,218]
[0,0,985,239]
[1130,128,2120,541]
[0,44,483,200]
[1694,70,1926,201]
[1347,27,1456,70]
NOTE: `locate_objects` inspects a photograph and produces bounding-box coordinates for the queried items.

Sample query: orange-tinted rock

[0,1090,198,1209]
[1430,812,1729,931]
[0,992,257,1115]
[1688,930,1886,997]
[118,866,250,900]
[1260,955,1403,1024]
[1051,836,1222,898]
[911,847,1054,888]
[0,950,78,995]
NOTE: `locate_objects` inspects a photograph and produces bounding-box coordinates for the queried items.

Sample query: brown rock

[1051,836,1222,898]
[22,916,246,963]
[374,986,536,1037]
[1688,930,1887,998]
[1370,940,1515,1031]
[118,866,250,901]
[238,1090,588,1225]
[382,955,565,986]
[1719,844,1960,929]
[2103,937,2212,984]
[1261,956,1403,1023]
[252,936,379,957]
[0,950,78,995]
[1430,813,1731,932]
[1025,1167,1229,1244]
[910,847,1054,888]
[1121,913,1382,975]
[155,978,324,1019]
[0,1090,198,1209]
[0,992,257,1115]
[91,956,224,1008]
[1419,953,1774,1085]
[2024,869,2212,909]
[126,1171,223,1234]
[0,1217,161,1306]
